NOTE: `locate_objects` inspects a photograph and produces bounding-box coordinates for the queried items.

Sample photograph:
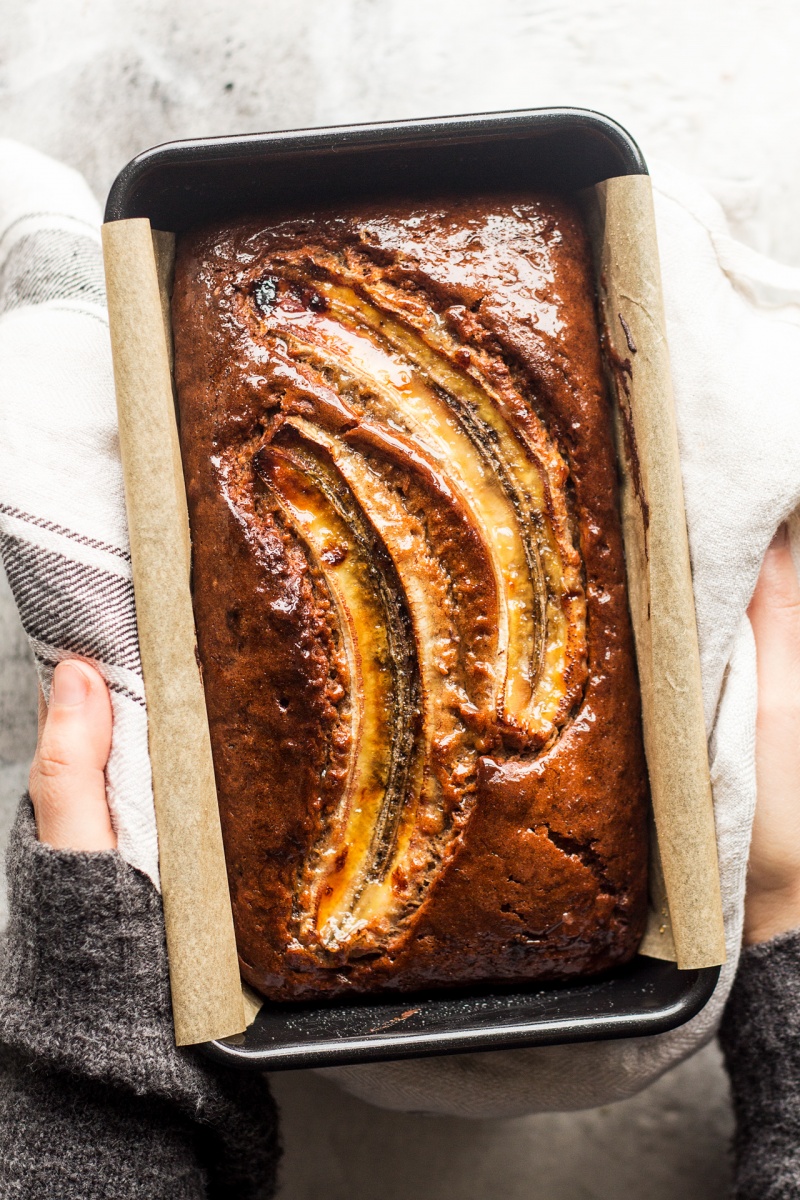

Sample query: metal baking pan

[202,956,717,1071]
[105,107,720,1071]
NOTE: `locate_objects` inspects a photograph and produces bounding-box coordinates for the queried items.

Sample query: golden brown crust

[172,194,649,1000]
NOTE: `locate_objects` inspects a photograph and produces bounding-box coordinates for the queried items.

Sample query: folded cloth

[0,140,157,884]
[2,138,800,1115]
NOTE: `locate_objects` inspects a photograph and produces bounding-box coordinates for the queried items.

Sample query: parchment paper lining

[583,177,725,969]
[102,220,245,1046]
[101,174,724,1045]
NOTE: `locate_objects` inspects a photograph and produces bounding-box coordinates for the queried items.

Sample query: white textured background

[3,1,799,1195]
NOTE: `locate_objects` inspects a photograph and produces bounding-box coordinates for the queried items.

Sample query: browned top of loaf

[172,194,650,1001]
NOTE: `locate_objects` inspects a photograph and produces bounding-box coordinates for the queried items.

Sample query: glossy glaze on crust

[172,196,650,1000]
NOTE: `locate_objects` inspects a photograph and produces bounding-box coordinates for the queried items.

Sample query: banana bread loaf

[172,194,649,1001]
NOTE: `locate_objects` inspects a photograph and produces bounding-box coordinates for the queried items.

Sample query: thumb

[749,525,800,724]
[29,660,116,851]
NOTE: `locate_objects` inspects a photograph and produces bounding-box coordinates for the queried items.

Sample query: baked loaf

[172,195,650,1001]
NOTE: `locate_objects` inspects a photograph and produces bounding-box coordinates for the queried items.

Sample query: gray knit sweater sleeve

[719,927,800,1199]
[0,797,280,1200]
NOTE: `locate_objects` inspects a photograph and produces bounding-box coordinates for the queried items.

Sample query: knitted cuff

[720,928,800,1198]
[720,927,800,1069]
[0,797,282,1199]
[0,796,175,1091]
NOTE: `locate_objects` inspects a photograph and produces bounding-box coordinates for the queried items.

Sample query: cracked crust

[172,194,650,1000]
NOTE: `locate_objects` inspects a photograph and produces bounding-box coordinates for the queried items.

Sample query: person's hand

[28,660,116,852]
[744,524,800,944]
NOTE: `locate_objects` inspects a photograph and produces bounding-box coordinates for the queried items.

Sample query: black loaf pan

[105,107,720,1071]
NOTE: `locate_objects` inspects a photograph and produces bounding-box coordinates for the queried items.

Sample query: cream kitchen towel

[2,138,799,1112]
[0,139,158,886]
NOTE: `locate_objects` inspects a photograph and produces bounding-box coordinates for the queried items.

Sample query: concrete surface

[271,1048,733,1200]
[2,0,800,263]
[4,0,797,1192]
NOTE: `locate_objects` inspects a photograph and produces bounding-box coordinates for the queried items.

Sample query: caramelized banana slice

[253,432,421,948]
[321,283,587,736]
[285,414,499,931]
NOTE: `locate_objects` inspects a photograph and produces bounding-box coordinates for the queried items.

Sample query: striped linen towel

[0,139,158,885]
[3,137,800,1114]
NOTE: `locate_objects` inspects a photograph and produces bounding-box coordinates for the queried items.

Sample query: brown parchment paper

[585,176,726,969]
[102,219,246,1046]
[101,177,725,1045]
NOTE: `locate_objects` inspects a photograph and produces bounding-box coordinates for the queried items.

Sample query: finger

[743,525,800,941]
[29,660,116,851]
[749,524,800,623]
[748,526,800,711]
